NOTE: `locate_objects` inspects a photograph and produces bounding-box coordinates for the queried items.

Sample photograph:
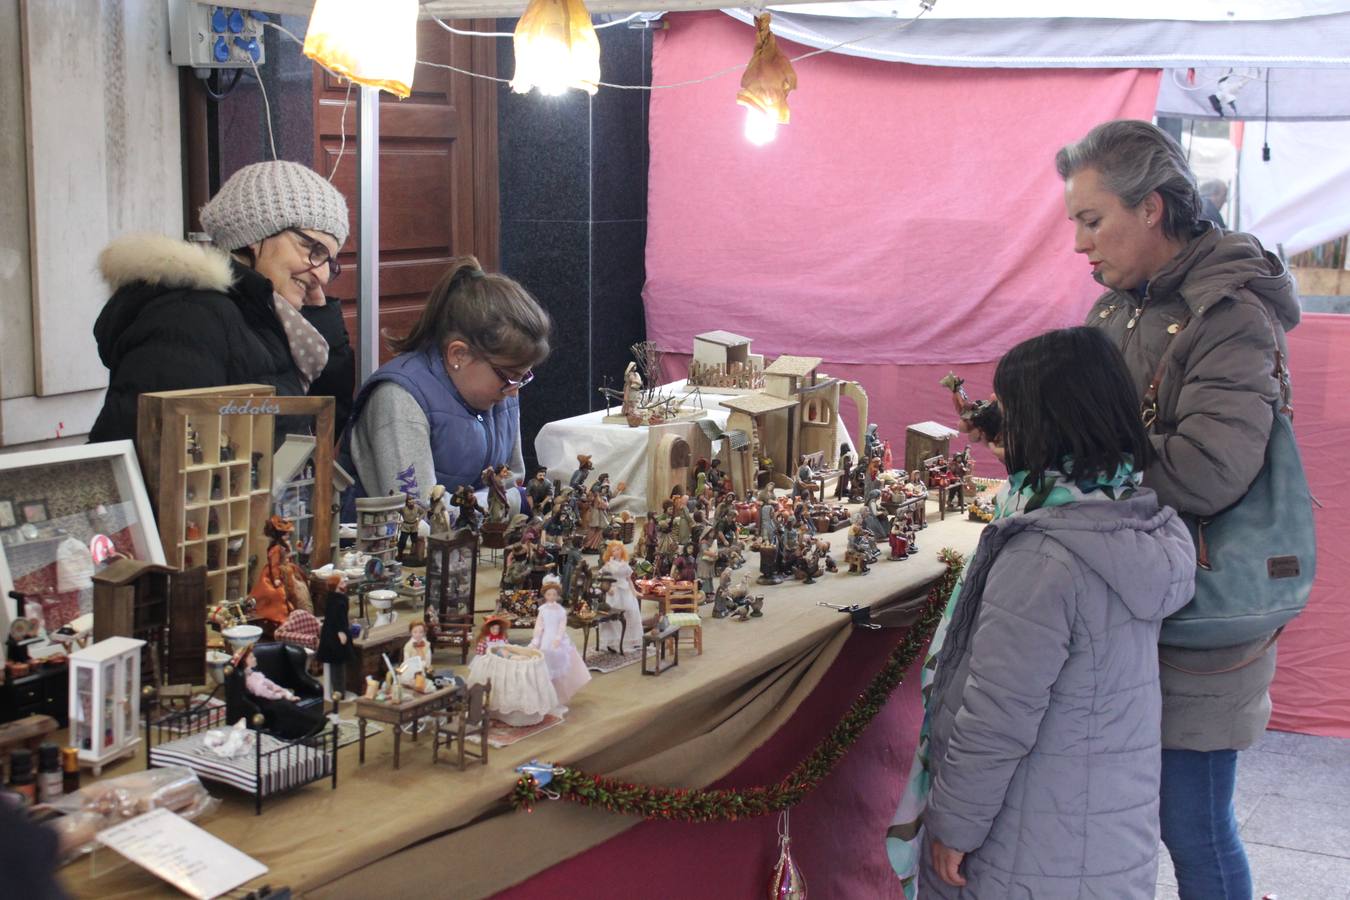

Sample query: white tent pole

[358,85,381,383]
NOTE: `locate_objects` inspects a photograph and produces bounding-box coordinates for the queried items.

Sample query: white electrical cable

[262,19,305,46]
[247,54,278,160]
[432,11,644,37]
[329,79,354,182]
[269,4,933,95]
[417,58,513,84]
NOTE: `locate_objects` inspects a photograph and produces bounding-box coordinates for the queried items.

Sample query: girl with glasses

[90,160,353,442]
[340,257,551,518]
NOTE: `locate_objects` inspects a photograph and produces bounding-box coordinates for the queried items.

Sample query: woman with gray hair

[1056,119,1302,899]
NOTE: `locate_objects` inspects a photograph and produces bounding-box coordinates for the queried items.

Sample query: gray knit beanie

[200,160,349,252]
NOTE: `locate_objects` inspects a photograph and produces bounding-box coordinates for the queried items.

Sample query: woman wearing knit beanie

[90,160,354,442]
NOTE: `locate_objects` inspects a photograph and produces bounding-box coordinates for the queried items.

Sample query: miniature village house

[687,331,765,391]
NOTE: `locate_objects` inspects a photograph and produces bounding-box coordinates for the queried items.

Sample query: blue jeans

[1160,749,1253,900]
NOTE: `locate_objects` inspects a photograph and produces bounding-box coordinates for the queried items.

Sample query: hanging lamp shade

[303,0,418,99]
[511,0,601,96]
[737,14,797,126]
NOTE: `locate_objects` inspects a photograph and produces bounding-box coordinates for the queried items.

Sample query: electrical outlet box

[168,1,267,69]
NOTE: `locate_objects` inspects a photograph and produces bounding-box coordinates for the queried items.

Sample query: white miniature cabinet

[69,636,147,774]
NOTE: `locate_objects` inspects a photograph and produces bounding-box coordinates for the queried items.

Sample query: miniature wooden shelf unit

[356,494,406,565]
[137,388,336,610]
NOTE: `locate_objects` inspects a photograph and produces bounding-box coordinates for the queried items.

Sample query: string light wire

[246,54,278,160]
[329,80,354,181]
[264,5,934,93]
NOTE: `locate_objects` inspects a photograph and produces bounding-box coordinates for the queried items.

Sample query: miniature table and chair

[355,683,462,769]
[568,609,627,657]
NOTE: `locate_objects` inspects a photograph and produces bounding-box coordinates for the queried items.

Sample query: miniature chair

[663,584,703,656]
[434,680,491,770]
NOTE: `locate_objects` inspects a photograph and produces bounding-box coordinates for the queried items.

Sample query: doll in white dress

[599,541,644,654]
[529,577,591,706]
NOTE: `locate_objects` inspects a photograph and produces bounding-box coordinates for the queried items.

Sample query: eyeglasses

[488,362,535,392]
[285,228,341,278]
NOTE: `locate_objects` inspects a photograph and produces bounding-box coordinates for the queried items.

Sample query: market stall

[51,507,980,898]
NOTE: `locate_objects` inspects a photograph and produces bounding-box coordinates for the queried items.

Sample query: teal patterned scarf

[885,458,1140,897]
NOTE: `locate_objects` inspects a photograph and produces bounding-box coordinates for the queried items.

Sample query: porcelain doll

[529,577,590,706]
[235,644,323,739]
[402,621,434,678]
[249,516,305,627]
[315,574,352,706]
[598,541,643,654]
[474,616,510,656]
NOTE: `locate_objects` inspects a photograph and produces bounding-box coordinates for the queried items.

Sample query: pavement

[1156,729,1350,900]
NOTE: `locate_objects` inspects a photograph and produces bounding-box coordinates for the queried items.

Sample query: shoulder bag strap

[1257,306,1293,419]
[1139,315,1192,430]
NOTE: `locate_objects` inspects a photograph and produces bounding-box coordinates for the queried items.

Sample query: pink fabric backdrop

[1268,314,1350,738]
[644,13,1349,737]
[644,12,1161,366]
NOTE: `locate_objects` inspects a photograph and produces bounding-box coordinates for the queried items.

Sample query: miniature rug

[584,648,643,674]
[466,713,565,749]
[327,718,383,750]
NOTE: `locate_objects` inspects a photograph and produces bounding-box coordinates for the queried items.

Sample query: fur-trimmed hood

[98,233,235,293]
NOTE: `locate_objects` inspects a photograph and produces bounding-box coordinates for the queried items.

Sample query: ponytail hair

[387,256,552,365]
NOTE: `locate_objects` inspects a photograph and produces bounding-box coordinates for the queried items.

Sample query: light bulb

[744,108,778,145]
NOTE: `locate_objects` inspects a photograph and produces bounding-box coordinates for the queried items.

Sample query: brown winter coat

[1085,224,1301,751]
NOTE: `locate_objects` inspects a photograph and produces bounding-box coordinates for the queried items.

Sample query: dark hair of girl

[387,255,552,365]
[993,327,1150,487]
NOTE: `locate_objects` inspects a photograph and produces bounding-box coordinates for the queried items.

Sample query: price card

[96,808,267,899]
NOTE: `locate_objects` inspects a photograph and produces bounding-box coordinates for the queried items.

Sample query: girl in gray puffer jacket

[920,328,1195,898]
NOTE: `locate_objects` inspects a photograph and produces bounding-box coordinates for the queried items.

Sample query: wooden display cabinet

[68,636,145,774]
[137,388,336,610]
[92,558,207,688]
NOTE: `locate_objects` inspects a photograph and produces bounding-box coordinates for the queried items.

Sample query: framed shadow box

[0,440,165,640]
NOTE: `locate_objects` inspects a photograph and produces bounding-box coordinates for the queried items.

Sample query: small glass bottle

[8,748,36,806]
[61,746,81,794]
[37,743,63,803]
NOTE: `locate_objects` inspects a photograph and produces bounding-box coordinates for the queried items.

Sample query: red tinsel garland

[507,549,964,821]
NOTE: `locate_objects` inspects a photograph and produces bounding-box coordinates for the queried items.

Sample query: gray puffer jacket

[921,493,1195,899]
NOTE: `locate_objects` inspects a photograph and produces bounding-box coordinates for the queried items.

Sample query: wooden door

[167,566,208,686]
[313,19,500,366]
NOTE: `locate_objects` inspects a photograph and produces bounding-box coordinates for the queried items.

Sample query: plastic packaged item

[50,765,217,823]
[46,767,218,864]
